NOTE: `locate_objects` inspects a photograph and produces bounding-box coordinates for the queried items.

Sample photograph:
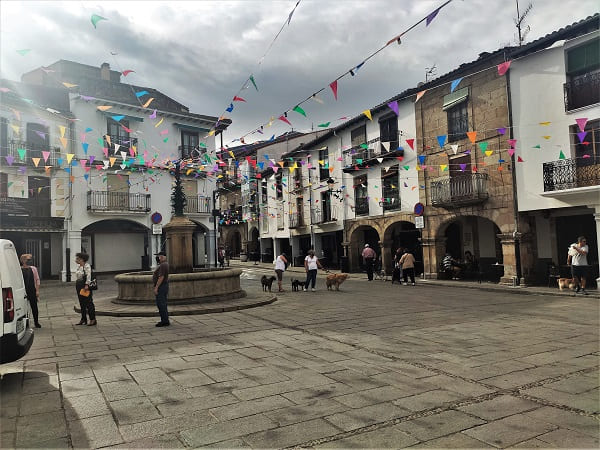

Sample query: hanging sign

[415,216,425,229]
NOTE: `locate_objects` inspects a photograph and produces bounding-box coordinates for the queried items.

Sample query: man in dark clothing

[153,251,170,327]
[362,244,376,281]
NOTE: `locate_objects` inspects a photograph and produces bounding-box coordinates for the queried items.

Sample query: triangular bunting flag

[66,154,74,164]
[450,144,458,155]
[450,78,463,93]
[575,118,588,132]
[42,151,50,162]
[415,90,426,103]
[362,110,372,121]
[292,105,306,117]
[507,148,515,157]
[517,156,524,162]
[278,116,292,126]
[466,131,477,143]
[59,137,67,148]
[387,101,399,116]
[437,135,446,148]
[497,61,512,76]
[406,139,414,150]
[559,150,566,160]
[329,80,338,100]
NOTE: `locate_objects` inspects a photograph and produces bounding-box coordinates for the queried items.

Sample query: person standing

[569,236,589,295]
[303,250,324,292]
[274,252,288,292]
[362,244,376,281]
[153,251,170,326]
[20,254,41,328]
[392,247,404,284]
[75,252,96,326]
[399,249,417,286]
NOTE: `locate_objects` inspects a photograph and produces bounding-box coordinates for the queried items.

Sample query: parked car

[0,239,34,363]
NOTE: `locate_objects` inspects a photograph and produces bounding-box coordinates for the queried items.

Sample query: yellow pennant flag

[318,160,325,166]
[59,125,66,138]
[66,153,74,164]
[109,157,117,167]
[62,82,78,88]
[539,121,551,126]
[105,135,111,146]
[59,137,68,148]
[485,150,493,157]
[97,105,112,111]
[38,187,43,193]
[10,124,20,134]
[542,135,551,140]
[440,164,448,171]
[186,169,193,175]
[229,151,235,158]
[416,165,421,171]
[142,98,154,108]
[208,130,215,136]
[362,109,372,121]
[155,117,164,128]
[31,157,41,167]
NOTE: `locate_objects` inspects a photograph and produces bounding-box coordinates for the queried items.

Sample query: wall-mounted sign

[152,224,163,235]
[414,202,425,216]
[415,216,425,229]
[151,212,162,224]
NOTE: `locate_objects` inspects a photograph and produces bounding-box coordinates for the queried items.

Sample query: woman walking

[399,249,416,286]
[75,252,96,326]
[303,250,324,292]
[20,254,41,328]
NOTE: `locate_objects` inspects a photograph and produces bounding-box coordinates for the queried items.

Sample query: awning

[100,111,144,122]
[174,123,210,133]
[442,87,469,111]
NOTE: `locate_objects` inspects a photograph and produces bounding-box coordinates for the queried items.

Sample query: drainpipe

[505,52,522,283]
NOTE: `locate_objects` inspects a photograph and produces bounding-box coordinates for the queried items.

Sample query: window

[381,165,400,211]
[564,39,600,111]
[379,115,398,153]
[573,119,600,167]
[261,180,268,204]
[107,119,130,147]
[275,171,283,200]
[26,123,49,149]
[293,166,302,190]
[567,39,600,76]
[353,175,368,216]
[321,191,332,222]
[351,125,366,148]
[319,148,329,180]
[447,102,468,142]
[181,131,199,159]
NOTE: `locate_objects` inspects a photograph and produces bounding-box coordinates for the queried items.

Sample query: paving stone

[523,406,600,437]
[395,409,486,442]
[19,390,62,416]
[462,413,557,447]
[58,364,93,381]
[65,392,111,420]
[69,414,124,448]
[536,427,600,448]
[155,392,238,416]
[319,425,419,448]
[219,354,265,370]
[187,377,260,397]
[0,432,15,448]
[168,368,215,387]
[200,365,246,382]
[209,394,294,421]
[203,438,250,448]
[21,374,60,395]
[522,386,600,413]
[130,368,171,384]
[118,410,218,441]
[179,413,277,447]
[24,436,71,448]
[239,365,290,383]
[106,433,184,448]
[324,369,387,390]
[281,383,355,405]
[409,431,490,448]
[542,374,599,394]
[420,373,497,397]
[140,381,192,403]
[458,394,539,420]
[245,418,342,448]
[392,389,466,411]
[60,376,101,398]
[325,402,410,432]
[15,411,68,447]
[265,398,348,427]
[234,347,273,359]
[333,385,410,408]
[93,365,132,383]
[110,397,162,425]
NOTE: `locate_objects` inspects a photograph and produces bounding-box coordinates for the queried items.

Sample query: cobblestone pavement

[1,268,598,448]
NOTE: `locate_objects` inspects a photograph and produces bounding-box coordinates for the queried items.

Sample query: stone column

[62,228,82,282]
[164,216,196,273]
[594,211,600,290]
[498,232,519,285]
[381,240,392,274]
[421,237,446,279]
[206,229,217,268]
[518,232,536,286]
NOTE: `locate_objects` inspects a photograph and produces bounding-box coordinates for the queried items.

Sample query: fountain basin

[114,268,246,304]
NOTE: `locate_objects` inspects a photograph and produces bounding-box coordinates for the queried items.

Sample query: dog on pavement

[291,279,303,292]
[326,273,348,291]
[558,278,576,291]
[261,275,277,292]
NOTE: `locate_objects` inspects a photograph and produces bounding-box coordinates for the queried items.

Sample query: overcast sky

[1,0,598,145]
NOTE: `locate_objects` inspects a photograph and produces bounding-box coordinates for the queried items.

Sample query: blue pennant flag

[437,135,447,148]
[135,90,149,98]
[450,77,463,93]
[418,155,426,165]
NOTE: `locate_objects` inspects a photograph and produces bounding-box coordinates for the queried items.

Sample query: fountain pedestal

[164,215,197,273]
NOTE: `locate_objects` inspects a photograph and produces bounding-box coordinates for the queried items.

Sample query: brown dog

[326,273,348,291]
[558,278,576,291]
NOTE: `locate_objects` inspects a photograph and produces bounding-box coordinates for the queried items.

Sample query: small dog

[326,273,348,291]
[261,275,277,292]
[558,278,576,291]
[291,279,303,292]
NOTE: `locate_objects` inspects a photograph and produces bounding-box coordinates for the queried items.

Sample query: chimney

[100,62,111,80]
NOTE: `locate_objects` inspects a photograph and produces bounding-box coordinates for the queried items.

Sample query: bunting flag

[507,139,517,147]
[233,96,246,102]
[82,142,89,153]
[10,124,20,134]
[485,150,493,157]
[450,78,463,93]
[112,115,125,122]
[42,151,50,162]
[497,61,512,76]
[507,148,515,157]
[459,163,467,171]
[17,148,26,160]
[437,135,446,148]
[311,94,324,104]
[466,131,477,143]
[66,153,74,164]
[350,62,364,76]
[426,7,441,26]
[539,121,551,126]
[406,139,415,150]
[59,137,68,148]
[329,80,338,100]
[226,103,234,112]
[5,155,14,166]
[318,122,330,128]
[381,142,389,152]
[418,155,426,165]
[278,115,292,126]
[249,75,258,91]
[97,105,113,112]
[155,117,164,127]
[387,100,399,116]
[478,141,489,153]
[542,135,551,140]
[109,157,117,167]
[497,127,506,135]
[415,90,426,103]
[577,131,587,143]
[91,14,107,28]
[559,150,566,160]
[142,98,154,108]
[517,156,524,162]
[575,118,588,132]
[362,110,372,121]
[122,70,135,76]
[450,144,458,155]
[16,49,31,56]
[58,125,66,138]
[440,164,448,171]
[62,82,78,88]
[149,109,157,119]
[293,105,306,117]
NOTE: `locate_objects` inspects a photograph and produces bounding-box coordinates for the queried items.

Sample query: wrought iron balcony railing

[289,212,304,229]
[183,195,211,214]
[564,71,600,111]
[1,140,60,167]
[431,173,489,207]
[311,205,339,224]
[277,213,284,230]
[543,158,600,192]
[354,197,369,216]
[87,191,151,213]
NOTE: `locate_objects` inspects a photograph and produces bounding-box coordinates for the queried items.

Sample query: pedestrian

[75,252,96,326]
[218,246,225,268]
[20,254,41,328]
[392,247,404,284]
[362,244,376,281]
[568,236,589,295]
[442,252,462,279]
[153,251,170,326]
[274,252,288,292]
[399,249,416,286]
[303,249,324,292]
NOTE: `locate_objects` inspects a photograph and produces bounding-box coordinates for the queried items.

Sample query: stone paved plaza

[1,267,598,448]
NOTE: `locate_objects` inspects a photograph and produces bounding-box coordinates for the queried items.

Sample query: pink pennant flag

[575,118,588,132]
[497,61,512,76]
[159,129,168,136]
[42,151,50,162]
[507,148,515,157]
[507,139,517,148]
[80,159,87,168]
[95,164,103,171]
[122,69,135,76]
[102,147,109,157]
[278,115,292,126]
[329,80,338,100]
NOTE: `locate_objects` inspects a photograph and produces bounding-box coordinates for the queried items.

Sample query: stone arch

[383,220,422,274]
[248,226,260,257]
[348,224,381,272]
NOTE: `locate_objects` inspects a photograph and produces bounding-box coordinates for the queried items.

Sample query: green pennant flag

[533,144,541,149]
[478,142,488,153]
[17,148,26,160]
[318,122,330,128]
[360,143,368,149]
[163,137,169,143]
[559,150,566,159]
[249,75,258,91]
[97,138,104,146]
[7,182,13,188]
[199,142,207,148]
[293,105,306,117]
[403,165,410,170]
[356,159,363,164]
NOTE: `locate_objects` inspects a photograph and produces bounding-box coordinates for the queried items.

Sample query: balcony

[543,158,600,192]
[288,212,304,229]
[564,71,600,111]
[183,195,211,214]
[354,197,369,216]
[87,191,151,213]
[1,140,60,167]
[431,173,489,207]
[277,213,284,230]
[311,205,338,224]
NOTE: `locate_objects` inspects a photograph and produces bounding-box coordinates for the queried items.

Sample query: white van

[0,239,34,363]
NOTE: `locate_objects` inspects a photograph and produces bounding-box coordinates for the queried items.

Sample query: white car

[0,239,34,363]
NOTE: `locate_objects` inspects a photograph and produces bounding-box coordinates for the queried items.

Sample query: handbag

[79,288,90,297]
[89,278,98,290]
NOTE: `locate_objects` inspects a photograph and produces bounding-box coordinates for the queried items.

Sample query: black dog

[261,275,277,292]
[291,279,302,292]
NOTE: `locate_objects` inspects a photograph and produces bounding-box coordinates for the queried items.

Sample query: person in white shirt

[274,253,288,292]
[303,250,324,292]
[568,236,589,295]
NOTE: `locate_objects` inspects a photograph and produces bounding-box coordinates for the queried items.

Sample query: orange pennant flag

[109,157,117,167]
[466,131,477,143]
[97,105,112,111]
[44,166,51,174]
[59,125,66,138]
[59,137,68,148]
[415,90,427,103]
[142,98,154,108]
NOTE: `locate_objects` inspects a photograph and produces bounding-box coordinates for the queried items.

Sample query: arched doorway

[228,230,242,258]
[248,227,260,262]
[384,221,423,275]
[349,225,380,272]
[82,219,149,272]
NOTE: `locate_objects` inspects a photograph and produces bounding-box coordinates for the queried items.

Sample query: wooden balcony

[431,173,489,207]
[87,191,151,213]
